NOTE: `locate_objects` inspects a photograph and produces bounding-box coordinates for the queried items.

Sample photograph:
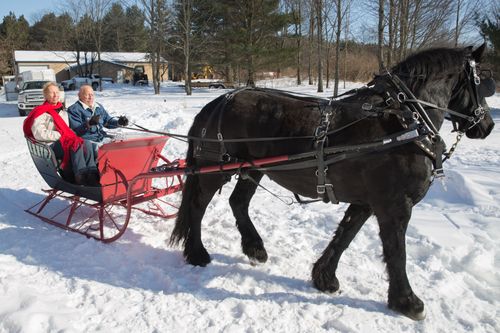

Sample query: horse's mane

[391,47,468,83]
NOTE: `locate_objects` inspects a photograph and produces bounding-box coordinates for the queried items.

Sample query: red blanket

[23,102,83,169]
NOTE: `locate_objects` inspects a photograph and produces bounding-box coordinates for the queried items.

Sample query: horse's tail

[169,92,229,247]
[169,173,198,247]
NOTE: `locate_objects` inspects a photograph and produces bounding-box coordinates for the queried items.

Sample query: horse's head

[448,43,495,139]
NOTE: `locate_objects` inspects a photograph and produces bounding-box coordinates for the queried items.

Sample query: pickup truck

[61,74,114,91]
[17,80,66,116]
[16,70,66,116]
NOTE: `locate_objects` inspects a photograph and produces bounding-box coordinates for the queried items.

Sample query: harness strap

[315,136,338,203]
[433,139,445,178]
[293,193,322,204]
[314,105,339,204]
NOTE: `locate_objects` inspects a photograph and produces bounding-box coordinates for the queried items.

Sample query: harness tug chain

[25,44,495,321]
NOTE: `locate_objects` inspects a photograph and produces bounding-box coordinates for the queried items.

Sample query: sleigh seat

[26,139,102,202]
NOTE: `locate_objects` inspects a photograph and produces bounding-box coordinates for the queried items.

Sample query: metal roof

[14,51,151,63]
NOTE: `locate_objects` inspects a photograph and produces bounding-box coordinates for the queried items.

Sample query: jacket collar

[79,100,94,112]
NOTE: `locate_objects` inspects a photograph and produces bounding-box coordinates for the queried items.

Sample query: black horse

[170,44,495,320]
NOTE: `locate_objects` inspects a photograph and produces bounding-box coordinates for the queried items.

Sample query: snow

[0,79,499,332]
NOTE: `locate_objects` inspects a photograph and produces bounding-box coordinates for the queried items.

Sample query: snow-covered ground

[0,80,498,332]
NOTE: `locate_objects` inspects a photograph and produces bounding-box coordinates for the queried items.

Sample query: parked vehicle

[17,70,65,116]
[2,75,19,101]
[61,74,114,91]
[132,66,148,86]
[190,81,235,89]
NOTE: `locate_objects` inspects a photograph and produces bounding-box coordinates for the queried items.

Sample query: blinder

[478,70,496,98]
[452,60,494,132]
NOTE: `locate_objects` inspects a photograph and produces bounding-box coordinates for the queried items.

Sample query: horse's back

[189,88,324,163]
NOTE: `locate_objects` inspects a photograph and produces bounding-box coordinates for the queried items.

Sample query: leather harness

[189,60,490,204]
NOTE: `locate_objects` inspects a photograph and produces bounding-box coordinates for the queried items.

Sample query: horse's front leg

[229,170,268,264]
[312,203,372,292]
[374,199,425,321]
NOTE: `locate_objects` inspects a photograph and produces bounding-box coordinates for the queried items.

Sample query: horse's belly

[264,152,434,205]
[265,168,321,199]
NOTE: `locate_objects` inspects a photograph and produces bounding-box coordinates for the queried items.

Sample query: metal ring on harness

[397,92,407,103]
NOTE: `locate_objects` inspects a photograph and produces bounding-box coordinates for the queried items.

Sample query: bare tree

[64,0,92,77]
[85,0,113,91]
[387,0,396,67]
[315,0,324,92]
[307,1,315,85]
[64,0,113,90]
[452,0,484,46]
[173,0,194,95]
[377,0,385,71]
[288,0,304,85]
[140,0,170,95]
[343,0,350,88]
[333,0,342,96]
[322,0,337,89]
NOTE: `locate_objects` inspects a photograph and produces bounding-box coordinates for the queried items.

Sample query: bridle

[453,59,491,132]
[384,58,491,138]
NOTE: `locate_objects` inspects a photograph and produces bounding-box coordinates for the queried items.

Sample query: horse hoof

[388,293,426,321]
[184,247,211,267]
[312,264,339,293]
[242,241,268,263]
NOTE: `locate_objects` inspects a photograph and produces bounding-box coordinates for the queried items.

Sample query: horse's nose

[485,121,494,136]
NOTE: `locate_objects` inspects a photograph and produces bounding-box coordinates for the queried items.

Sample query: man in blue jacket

[67,85,128,151]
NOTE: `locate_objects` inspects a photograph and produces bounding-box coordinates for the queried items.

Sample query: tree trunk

[343,1,349,88]
[377,0,385,71]
[308,4,315,85]
[316,0,323,93]
[333,0,341,97]
[398,0,409,62]
[245,2,256,87]
[387,0,395,68]
[183,0,192,95]
[454,0,461,47]
[296,1,302,86]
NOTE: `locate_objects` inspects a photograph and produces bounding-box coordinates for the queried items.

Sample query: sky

[0,0,68,23]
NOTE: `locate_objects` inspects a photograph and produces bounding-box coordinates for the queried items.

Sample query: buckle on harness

[317,184,332,195]
[362,103,373,111]
[433,168,445,178]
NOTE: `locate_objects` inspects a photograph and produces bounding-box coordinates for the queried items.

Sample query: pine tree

[0,12,30,73]
[479,11,500,74]
[30,13,73,50]
[191,0,292,86]
[102,3,126,51]
[124,5,149,52]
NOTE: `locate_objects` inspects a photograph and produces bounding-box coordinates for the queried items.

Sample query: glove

[118,115,129,127]
[88,114,100,126]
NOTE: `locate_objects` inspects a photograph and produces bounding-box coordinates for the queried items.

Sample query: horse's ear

[472,43,487,62]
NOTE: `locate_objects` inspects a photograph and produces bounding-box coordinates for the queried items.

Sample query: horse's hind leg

[312,203,372,292]
[170,173,227,266]
[229,170,268,264]
[374,199,425,320]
